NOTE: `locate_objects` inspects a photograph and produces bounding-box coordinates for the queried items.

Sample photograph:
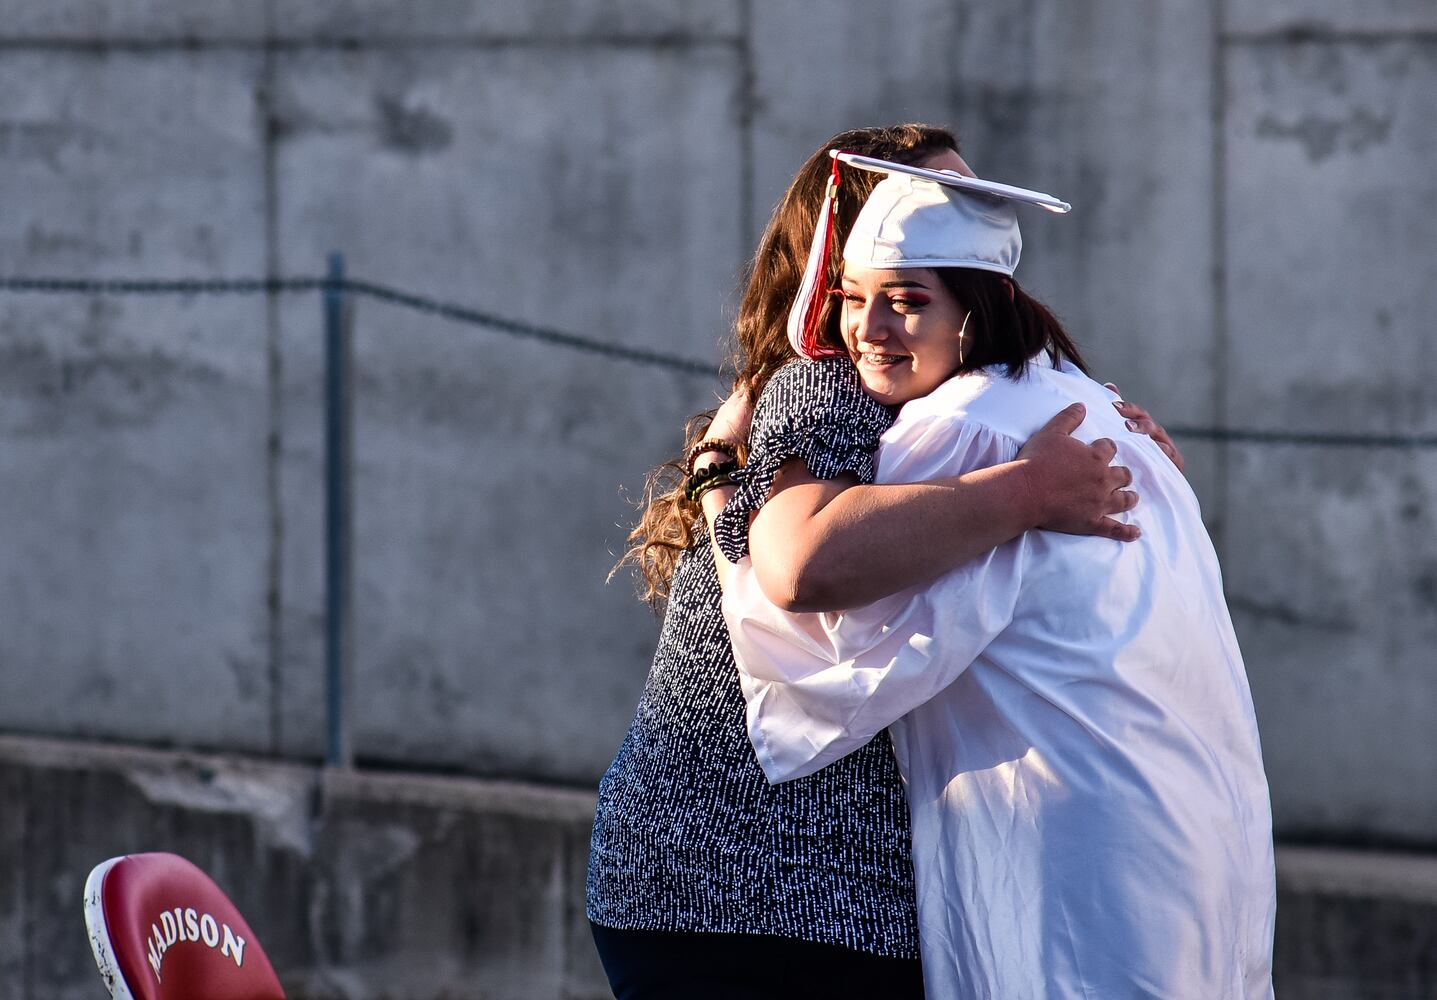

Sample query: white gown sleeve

[723,414,1028,783]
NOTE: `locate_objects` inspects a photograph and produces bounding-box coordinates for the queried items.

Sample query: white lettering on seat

[143,906,247,982]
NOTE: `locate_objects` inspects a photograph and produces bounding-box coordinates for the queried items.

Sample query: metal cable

[0,276,323,295]
[1166,427,1437,450]
[0,274,716,377]
[2,273,1432,447]
[339,277,714,376]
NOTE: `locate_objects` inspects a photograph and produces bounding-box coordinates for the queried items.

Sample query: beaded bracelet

[691,470,737,503]
[683,459,740,502]
[685,437,741,476]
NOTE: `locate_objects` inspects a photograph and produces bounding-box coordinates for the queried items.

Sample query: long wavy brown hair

[616,123,960,608]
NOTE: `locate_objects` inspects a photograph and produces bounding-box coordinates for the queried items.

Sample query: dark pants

[589,922,925,1000]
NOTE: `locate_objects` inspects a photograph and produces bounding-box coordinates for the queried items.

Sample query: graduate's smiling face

[835,147,977,406]
[839,266,970,406]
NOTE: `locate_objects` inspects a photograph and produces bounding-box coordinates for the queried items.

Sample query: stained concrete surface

[1224,39,1437,436]
[1221,33,1437,836]
[264,40,744,771]
[1225,0,1437,36]
[0,49,276,753]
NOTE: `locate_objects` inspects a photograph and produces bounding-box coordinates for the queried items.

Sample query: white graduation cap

[786,150,1072,358]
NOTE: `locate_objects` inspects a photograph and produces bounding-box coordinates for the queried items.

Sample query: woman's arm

[702,480,740,590]
[747,402,1134,612]
[723,413,1031,782]
[695,388,752,593]
[702,370,1176,614]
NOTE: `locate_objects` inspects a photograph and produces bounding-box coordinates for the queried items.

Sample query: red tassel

[801,156,846,358]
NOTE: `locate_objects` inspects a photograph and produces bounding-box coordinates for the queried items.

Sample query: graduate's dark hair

[616,123,960,608]
[934,269,1090,378]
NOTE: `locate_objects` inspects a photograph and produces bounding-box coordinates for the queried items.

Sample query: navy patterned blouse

[586,358,917,957]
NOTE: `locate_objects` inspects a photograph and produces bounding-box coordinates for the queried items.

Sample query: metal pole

[324,252,354,768]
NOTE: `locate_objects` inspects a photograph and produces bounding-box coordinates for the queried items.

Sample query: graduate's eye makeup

[838,275,936,333]
[860,278,932,314]
[886,292,930,312]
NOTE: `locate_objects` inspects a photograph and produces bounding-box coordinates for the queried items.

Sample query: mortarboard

[786,151,1071,359]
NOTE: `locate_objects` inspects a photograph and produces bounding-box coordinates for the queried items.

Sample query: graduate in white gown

[720,155,1276,999]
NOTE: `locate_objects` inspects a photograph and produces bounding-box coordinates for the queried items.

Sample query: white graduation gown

[722,358,1275,999]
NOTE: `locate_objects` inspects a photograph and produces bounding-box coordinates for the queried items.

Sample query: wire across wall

[0,272,714,377]
[5,269,1432,448]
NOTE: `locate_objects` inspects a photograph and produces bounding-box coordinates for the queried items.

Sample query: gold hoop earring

[957,310,972,367]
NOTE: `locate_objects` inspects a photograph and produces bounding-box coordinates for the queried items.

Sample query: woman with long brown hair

[586,125,1173,998]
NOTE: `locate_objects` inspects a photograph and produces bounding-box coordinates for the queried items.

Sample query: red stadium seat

[83,852,286,1000]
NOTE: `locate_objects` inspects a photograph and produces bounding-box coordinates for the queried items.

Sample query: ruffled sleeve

[713,357,894,563]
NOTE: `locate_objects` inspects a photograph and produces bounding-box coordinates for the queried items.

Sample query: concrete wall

[0,3,739,783]
[0,1,1434,845]
[0,735,607,1000]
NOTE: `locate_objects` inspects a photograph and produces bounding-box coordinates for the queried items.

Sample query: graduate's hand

[707,386,754,451]
[1019,403,1140,542]
[1105,383,1185,474]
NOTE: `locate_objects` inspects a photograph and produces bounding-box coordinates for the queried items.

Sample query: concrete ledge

[1276,846,1437,998]
[0,734,607,1000]
[4,732,1436,999]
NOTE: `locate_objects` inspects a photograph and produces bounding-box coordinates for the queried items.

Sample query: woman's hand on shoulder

[1018,403,1140,542]
[1105,383,1185,473]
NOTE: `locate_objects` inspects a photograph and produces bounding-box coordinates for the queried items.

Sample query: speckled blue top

[586,358,917,957]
